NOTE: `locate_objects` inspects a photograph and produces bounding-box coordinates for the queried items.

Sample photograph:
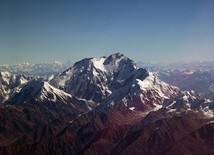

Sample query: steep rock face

[51,53,179,112]
[104,71,179,111]
[8,80,75,104]
[0,72,30,104]
[50,53,139,102]
[5,80,95,123]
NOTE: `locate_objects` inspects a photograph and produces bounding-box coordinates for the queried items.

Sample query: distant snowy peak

[0,61,73,76]
[8,80,73,105]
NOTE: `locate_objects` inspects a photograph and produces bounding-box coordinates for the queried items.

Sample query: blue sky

[0,0,213,64]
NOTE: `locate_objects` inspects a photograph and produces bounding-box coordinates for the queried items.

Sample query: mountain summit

[50,53,138,101]
[50,53,178,111]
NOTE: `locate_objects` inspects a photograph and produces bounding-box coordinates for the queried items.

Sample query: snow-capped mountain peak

[50,53,179,113]
[50,53,140,102]
[91,57,107,72]
[8,80,73,104]
[136,72,177,99]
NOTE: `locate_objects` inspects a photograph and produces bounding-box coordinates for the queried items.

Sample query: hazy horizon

[0,53,214,66]
[1,0,214,64]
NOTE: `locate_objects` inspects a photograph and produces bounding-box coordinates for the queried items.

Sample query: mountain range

[0,53,214,154]
[0,61,72,77]
[138,61,214,99]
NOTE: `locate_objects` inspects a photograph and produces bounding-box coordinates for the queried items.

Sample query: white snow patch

[152,104,162,111]
[20,77,28,84]
[110,101,115,106]
[53,69,73,88]
[205,99,212,103]
[208,120,214,124]
[54,61,62,65]
[92,69,99,76]
[41,82,72,102]
[203,109,214,118]
[0,71,11,77]
[69,120,74,124]
[48,75,55,81]
[183,95,189,101]
[166,101,176,108]
[122,98,128,107]
[167,108,177,113]
[129,107,135,111]
[137,72,169,99]
[92,57,106,72]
